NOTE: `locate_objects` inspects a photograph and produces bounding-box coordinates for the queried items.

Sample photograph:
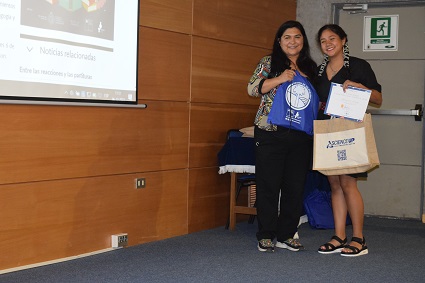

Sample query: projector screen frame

[0,0,141,107]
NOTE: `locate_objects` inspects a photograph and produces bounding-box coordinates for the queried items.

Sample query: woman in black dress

[315,24,382,257]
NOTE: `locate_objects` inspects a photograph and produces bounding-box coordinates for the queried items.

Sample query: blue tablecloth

[218,135,309,228]
[218,137,255,174]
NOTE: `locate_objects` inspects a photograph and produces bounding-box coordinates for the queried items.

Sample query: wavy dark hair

[269,20,316,80]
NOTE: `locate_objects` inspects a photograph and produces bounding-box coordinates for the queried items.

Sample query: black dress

[316,56,382,120]
[315,56,382,178]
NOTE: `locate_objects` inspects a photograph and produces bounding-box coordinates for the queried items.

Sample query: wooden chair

[224,129,256,229]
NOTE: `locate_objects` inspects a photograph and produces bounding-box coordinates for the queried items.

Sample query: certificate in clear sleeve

[324,83,371,121]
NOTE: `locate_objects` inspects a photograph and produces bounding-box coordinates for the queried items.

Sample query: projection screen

[0,0,139,105]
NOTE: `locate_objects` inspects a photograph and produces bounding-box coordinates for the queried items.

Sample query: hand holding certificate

[324,83,371,121]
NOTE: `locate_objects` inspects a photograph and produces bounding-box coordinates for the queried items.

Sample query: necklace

[328,62,341,78]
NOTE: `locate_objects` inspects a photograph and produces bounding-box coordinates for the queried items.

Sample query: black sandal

[341,237,368,257]
[318,235,347,254]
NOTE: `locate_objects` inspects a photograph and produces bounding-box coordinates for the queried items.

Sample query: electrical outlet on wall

[135,178,145,189]
[111,233,128,248]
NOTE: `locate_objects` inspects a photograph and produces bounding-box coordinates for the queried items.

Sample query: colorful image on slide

[21,0,115,41]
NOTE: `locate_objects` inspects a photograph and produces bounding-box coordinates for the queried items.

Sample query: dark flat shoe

[341,237,368,257]
[318,235,347,254]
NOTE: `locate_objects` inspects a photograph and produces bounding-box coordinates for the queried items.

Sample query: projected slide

[0,0,139,104]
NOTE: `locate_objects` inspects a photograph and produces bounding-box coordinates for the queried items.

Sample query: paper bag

[313,113,379,176]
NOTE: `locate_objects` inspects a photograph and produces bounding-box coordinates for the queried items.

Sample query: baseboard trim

[0,247,118,275]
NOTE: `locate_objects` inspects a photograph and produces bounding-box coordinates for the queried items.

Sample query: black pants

[255,126,312,241]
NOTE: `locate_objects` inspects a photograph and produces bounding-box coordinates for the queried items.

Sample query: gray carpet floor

[1,216,424,282]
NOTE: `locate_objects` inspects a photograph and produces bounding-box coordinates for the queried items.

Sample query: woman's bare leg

[319,175,347,250]
[339,175,365,251]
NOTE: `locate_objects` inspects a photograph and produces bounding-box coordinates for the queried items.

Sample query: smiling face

[279,27,304,60]
[319,29,346,58]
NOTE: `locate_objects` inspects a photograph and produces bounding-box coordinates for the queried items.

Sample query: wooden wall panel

[0,101,189,184]
[138,27,191,102]
[0,0,297,271]
[192,36,268,105]
[0,170,188,270]
[193,0,296,48]
[189,103,257,168]
[139,0,193,34]
[188,167,229,232]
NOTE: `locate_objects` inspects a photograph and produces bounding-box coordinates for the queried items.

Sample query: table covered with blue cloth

[217,135,309,230]
[218,137,255,175]
[217,136,256,230]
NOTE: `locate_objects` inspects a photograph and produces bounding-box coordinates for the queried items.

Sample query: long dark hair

[269,20,316,80]
[316,24,350,78]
